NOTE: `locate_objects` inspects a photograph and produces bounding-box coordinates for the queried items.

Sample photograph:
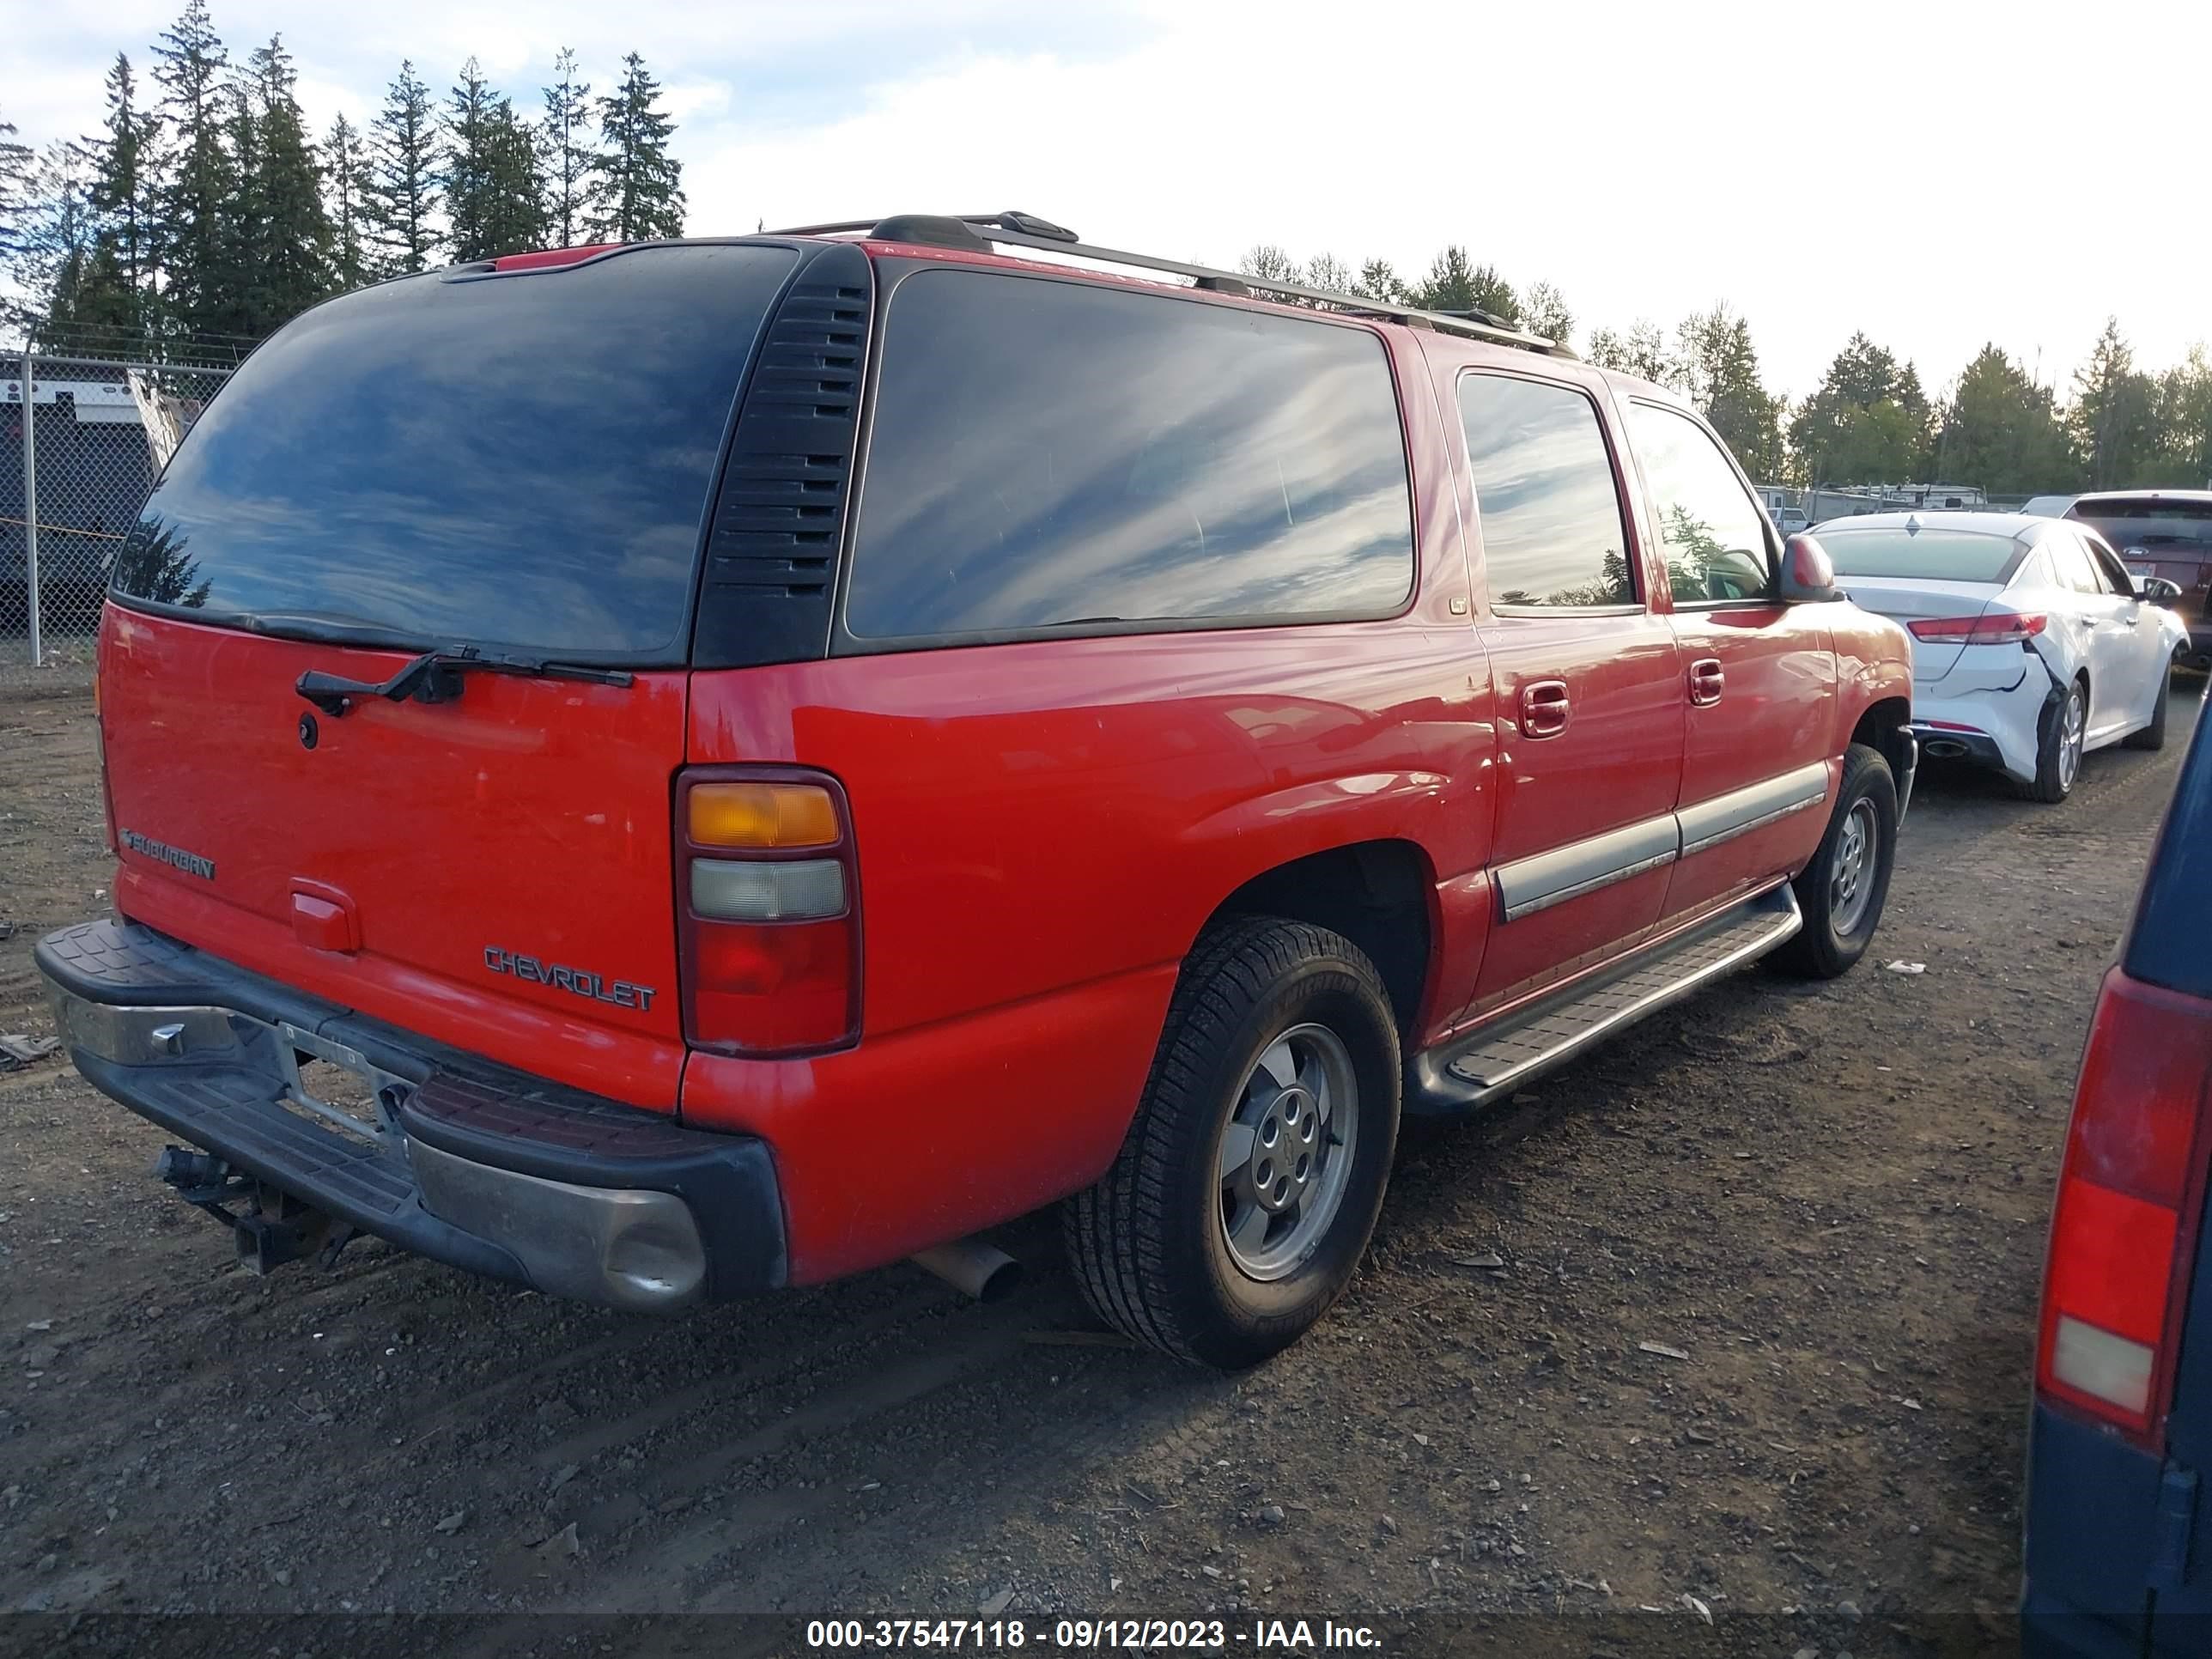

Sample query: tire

[2021,678,2087,803]
[1063,917,1401,1369]
[1774,742,1898,980]
[2124,661,2173,751]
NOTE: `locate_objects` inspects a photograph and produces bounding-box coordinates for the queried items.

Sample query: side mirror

[2136,574,2184,603]
[1778,532,1843,604]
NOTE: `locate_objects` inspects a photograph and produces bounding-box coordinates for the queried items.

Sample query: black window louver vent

[692,240,872,668]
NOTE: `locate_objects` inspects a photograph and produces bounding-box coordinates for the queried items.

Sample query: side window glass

[847,270,1414,640]
[2058,538,2103,595]
[2085,540,2130,596]
[1456,374,1634,609]
[1624,402,1774,602]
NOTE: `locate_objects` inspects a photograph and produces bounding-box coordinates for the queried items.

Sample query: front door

[1619,398,1838,921]
[2075,531,2166,738]
[1450,367,1686,1020]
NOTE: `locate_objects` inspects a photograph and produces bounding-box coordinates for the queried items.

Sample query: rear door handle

[1520,679,1571,738]
[1688,658,1725,706]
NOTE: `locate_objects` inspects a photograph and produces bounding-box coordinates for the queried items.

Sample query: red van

[39,213,1915,1366]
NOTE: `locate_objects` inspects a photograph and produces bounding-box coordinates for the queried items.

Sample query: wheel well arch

[1201,840,1435,1038]
[1850,694,1913,781]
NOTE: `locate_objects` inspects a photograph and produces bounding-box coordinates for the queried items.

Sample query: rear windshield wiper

[295,647,634,717]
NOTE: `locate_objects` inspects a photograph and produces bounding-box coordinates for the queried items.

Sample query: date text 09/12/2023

[803,1617,1385,1650]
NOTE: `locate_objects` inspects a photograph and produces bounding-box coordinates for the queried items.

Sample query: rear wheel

[2023,678,2087,802]
[2123,659,2173,751]
[1063,917,1401,1369]
[1775,742,1897,980]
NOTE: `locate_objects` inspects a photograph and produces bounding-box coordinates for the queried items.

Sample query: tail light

[1908,611,2047,644]
[2036,969,2212,1443]
[92,665,117,857]
[676,769,860,1056]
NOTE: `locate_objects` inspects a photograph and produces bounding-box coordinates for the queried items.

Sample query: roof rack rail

[764,210,1576,359]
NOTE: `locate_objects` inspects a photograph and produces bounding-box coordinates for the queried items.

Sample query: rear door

[2073,496,2212,633]
[1619,399,1836,921]
[1450,368,1685,1019]
[97,243,801,1108]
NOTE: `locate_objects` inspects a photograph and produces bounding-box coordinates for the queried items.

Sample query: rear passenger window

[844,270,1414,642]
[1457,374,1633,608]
[1625,402,1774,603]
[2056,538,2105,594]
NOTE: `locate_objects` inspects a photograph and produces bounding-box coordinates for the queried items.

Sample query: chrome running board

[1408,884,1802,1113]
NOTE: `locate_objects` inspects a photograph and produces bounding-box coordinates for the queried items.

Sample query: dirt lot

[0,679,2198,1656]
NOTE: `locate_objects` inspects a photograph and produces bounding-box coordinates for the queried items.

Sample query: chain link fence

[4,343,238,668]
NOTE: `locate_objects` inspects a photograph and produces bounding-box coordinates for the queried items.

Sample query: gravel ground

[0,677,2199,1657]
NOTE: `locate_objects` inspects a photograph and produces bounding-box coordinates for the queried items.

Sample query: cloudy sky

[9,0,2206,398]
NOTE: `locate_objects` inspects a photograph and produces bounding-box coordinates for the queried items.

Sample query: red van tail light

[1908,611,2047,644]
[91,665,118,857]
[676,769,860,1056]
[2036,969,2212,1443]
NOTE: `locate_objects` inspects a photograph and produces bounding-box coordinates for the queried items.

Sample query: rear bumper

[1910,656,2052,784]
[36,919,786,1310]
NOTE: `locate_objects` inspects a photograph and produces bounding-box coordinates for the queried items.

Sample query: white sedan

[1815,511,2191,802]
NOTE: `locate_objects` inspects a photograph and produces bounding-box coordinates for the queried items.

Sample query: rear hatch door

[2075,500,2212,623]
[98,243,799,1107]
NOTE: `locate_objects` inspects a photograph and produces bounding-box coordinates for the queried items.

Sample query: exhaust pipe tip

[909,1239,1023,1303]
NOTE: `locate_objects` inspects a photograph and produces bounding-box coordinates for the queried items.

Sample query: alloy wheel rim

[1830,798,1879,936]
[1217,1023,1358,1281]
[2059,691,2084,791]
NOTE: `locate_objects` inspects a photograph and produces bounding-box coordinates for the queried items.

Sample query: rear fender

[2032,619,2090,695]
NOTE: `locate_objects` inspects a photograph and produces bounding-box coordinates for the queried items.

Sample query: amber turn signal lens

[689,782,839,849]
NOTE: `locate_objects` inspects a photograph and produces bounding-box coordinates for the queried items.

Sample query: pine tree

[1413,246,1480,312]
[480,100,546,255]
[1676,306,1784,479]
[1412,247,1518,322]
[1789,332,1932,484]
[203,79,258,338]
[323,114,373,292]
[85,55,162,332]
[1466,263,1518,324]
[586,52,684,243]
[2069,319,2158,490]
[445,61,547,263]
[442,58,498,262]
[238,36,330,331]
[150,0,236,341]
[1931,345,2074,495]
[539,47,592,248]
[13,143,109,333]
[0,107,37,282]
[2148,346,2212,489]
[368,60,441,274]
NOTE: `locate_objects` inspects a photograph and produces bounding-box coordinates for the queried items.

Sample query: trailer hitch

[152,1145,335,1275]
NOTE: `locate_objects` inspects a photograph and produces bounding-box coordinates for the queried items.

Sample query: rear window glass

[1819,529,2023,581]
[844,270,1413,641]
[2073,499,2212,551]
[113,244,799,659]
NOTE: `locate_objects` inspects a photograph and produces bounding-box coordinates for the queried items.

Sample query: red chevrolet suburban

[39,212,1916,1367]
